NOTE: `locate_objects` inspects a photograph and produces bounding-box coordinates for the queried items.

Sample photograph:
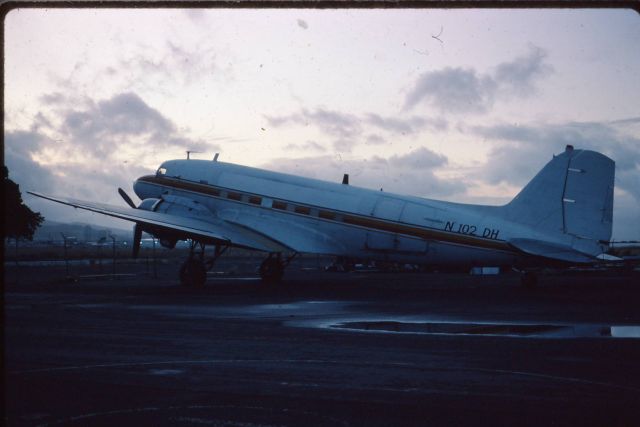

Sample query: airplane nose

[133,176,162,200]
[133,178,145,200]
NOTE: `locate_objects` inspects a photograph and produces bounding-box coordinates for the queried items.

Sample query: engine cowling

[137,198,163,211]
[138,195,214,219]
[135,195,215,249]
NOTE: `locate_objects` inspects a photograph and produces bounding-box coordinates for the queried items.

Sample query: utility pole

[110,234,116,279]
[14,237,19,267]
[97,237,105,273]
[152,237,157,278]
[61,232,69,278]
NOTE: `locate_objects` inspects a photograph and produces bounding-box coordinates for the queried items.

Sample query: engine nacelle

[137,198,163,211]
[159,238,177,249]
[135,195,215,248]
[152,194,214,220]
[137,195,213,219]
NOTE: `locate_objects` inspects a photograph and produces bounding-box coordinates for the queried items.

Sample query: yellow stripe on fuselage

[137,175,513,253]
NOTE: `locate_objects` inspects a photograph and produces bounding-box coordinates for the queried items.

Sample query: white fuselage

[132,159,550,267]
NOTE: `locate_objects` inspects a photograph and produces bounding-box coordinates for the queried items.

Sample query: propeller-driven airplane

[29,145,615,287]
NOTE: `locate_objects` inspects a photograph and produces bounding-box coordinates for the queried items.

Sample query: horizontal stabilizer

[508,238,595,264]
[595,253,624,262]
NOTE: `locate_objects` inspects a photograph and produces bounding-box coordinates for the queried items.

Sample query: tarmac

[4,259,640,426]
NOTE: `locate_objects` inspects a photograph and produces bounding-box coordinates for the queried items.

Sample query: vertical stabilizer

[504,146,614,243]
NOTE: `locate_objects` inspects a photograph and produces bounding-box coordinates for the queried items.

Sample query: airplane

[28,144,615,288]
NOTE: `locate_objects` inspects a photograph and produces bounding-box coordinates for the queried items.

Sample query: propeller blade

[132,224,142,259]
[118,188,137,209]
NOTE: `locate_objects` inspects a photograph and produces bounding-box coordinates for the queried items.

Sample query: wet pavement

[4,264,640,426]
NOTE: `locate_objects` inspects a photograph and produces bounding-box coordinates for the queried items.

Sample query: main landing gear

[179,241,228,287]
[179,245,296,287]
[259,252,298,284]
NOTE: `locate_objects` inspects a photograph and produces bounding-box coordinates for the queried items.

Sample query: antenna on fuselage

[213,153,219,162]
[186,150,201,160]
[342,174,349,185]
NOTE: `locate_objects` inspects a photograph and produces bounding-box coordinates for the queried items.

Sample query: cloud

[265,108,362,153]
[283,140,327,152]
[261,146,465,199]
[366,113,448,134]
[307,108,362,139]
[43,91,218,158]
[493,45,552,97]
[266,108,448,153]
[63,92,174,142]
[4,131,59,194]
[183,9,208,24]
[5,91,220,210]
[40,92,66,105]
[297,19,308,29]
[388,147,448,170]
[609,116,640,126]
[266,108,361,139]
[49,38,222,97]
[470,121,640,203]
[611,191,640,240]
[404,45,552,114]
[405,67,495,114]
[365,134,386,145]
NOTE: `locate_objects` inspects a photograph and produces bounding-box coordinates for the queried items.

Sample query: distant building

[470,267,500,275]
[83,225,93,242]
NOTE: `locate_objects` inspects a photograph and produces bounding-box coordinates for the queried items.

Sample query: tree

[3,166,45,242]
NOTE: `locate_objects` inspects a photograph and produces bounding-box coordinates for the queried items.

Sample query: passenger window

[319,210,336,220]
[227,192,242,201]
[272,201,287,210]
[295,206,310,215]
[249,196,262,205]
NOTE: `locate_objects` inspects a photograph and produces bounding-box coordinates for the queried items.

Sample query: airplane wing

[27,191,289,253]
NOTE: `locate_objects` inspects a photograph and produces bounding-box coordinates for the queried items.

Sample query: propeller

[118,188,142,258]
[132,223,142,259]
[118,187,137,209]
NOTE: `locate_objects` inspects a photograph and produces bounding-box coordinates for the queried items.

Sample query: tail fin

[504,146,614,243]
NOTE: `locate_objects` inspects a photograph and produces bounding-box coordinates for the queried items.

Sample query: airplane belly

[425,241,517,267]
[366,231,396,250]
[398,236,428,253]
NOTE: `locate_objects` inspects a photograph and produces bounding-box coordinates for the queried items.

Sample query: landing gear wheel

[180,258,207,288]
[260,257,284,284]
[521,271,538,289]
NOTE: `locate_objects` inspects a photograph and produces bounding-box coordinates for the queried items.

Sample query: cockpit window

[156,167,167,176]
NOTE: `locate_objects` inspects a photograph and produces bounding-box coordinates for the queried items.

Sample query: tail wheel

[260,257,284,283]
[180,258,207,288]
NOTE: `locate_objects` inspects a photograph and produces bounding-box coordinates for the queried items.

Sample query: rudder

[504,146,614,243]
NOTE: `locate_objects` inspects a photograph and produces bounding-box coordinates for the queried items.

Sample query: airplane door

[366,197,405,250]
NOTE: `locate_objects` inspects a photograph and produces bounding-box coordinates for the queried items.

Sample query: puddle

[610,326,640,338]
[240,301,350,316]
[148,368,185,376]
[122,301,351,320]
[331,321,640,339]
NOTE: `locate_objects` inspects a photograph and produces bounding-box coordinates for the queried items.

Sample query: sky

[4,8,640,241]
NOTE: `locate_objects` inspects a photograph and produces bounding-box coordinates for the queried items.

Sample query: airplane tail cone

[132,224,142,258]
